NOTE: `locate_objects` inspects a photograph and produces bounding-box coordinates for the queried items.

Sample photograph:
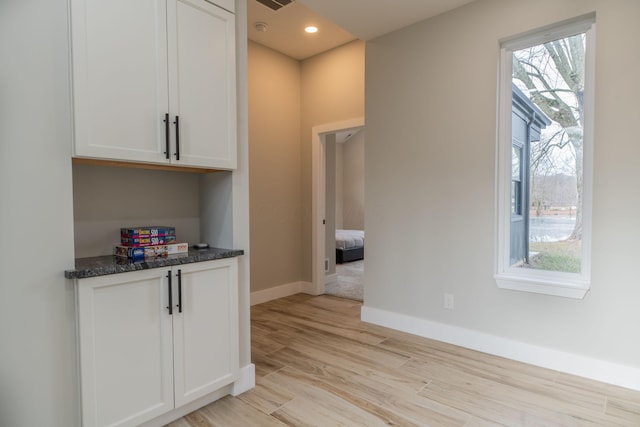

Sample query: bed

[335,229,364,263]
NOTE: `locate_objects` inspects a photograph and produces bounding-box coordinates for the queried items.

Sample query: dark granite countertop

[65,247,244,279]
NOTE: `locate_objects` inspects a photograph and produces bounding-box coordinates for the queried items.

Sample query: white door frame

[311,117,365,295]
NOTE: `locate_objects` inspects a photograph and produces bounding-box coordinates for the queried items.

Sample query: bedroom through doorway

[323,127,365,301]
[311,118,364,299]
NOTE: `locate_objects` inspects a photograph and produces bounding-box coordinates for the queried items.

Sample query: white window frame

[495,15,596,299]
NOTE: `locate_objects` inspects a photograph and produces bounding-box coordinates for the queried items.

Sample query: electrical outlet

[444,293,454,310]
[324,258,329,272]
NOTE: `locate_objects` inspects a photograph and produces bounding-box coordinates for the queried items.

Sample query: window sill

[495,272,590,299]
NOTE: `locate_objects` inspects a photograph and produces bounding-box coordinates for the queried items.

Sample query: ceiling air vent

[255,0,294,11]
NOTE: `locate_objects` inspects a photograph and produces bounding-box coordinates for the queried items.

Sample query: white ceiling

[298,0,477,41]
[247,0,477,60]
[247,1,357,60]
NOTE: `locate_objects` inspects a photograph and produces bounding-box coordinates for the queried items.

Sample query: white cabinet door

[71,0,170,164]
[168,0,237,169]
[71,0,237,169]
[172,258,239,407]
[76,269,174,427]
[76,258,240,425]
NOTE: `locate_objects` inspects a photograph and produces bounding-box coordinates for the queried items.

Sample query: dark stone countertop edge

[65,247,244,279]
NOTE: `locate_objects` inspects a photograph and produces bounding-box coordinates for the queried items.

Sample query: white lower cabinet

[76,258,239,427]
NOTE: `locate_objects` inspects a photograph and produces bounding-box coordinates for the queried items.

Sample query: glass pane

[511,181,521,215]
[512,32,585,274]
[512,145,521,181]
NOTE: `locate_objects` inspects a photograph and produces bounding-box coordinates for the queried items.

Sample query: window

[495,15,595,298]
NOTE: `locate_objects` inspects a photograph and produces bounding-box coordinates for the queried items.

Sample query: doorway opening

[311,118,365,298]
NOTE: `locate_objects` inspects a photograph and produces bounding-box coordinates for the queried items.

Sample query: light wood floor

[169,294,640,426]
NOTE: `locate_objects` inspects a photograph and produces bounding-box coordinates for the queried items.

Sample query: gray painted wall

[247,41,303,292]
[72,165,202,257]
[365,0,640,368]
[300,40,365,281]
[340,129,365,230]
[335,142,344,229]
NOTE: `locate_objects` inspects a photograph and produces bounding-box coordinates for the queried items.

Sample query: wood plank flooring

[168,294,640,426]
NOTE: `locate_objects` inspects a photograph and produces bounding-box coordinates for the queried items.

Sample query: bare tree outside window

[512,32,585,273]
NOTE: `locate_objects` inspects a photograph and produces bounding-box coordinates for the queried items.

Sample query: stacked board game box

[115,226,188,260]
[120,226,176,247]
[121,235,177,247]
[114,243,189,260]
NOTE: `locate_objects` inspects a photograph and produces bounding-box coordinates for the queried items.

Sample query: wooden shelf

[72,157,225,174]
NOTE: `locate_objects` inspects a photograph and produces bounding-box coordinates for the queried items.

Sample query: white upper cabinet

[168,0,236,169]
[71,0,237,169]
[71,0,169,164]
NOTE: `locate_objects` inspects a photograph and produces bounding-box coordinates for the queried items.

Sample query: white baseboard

[325,273,337,285]
[251,281,314,305]
[299,281,317,295]
[141,385,233,426]
[141,364,256,426]
[361,305,640,392]
[231,364,256,396]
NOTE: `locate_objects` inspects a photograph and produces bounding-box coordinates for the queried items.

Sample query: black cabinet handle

[163,113,170,160]
[166,271,173,315]
[176,269,182,313]
[173,116,180,160]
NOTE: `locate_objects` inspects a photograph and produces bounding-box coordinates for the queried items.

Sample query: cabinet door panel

[172,259,239,407]
[71,0,169,163]
[168,0,237,169]
[77,269,174,427]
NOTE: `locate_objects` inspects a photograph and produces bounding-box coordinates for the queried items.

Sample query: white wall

[0,0,79,425]
[365,0,640,378]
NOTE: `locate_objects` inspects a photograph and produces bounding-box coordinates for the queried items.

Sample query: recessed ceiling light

[305,26,318,34]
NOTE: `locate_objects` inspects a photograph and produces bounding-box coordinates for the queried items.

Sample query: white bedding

[336,229,364,250]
